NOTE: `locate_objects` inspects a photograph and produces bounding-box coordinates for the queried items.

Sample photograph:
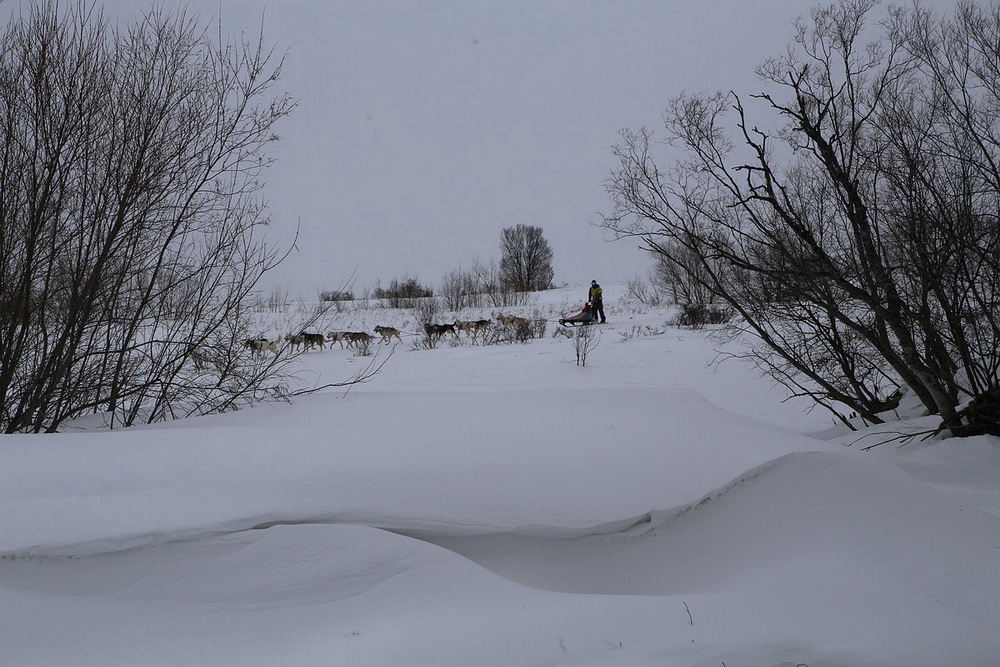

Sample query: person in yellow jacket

[588,280,606,323]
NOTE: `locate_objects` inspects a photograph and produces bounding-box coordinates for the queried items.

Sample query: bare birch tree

[0,1,296,432]
[604,0,1000,436]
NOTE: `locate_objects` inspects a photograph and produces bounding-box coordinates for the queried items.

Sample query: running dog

[245,337,279,357]
[300,331,326,351]
[424,323,458,340]
[284,333,304,352]
[497,314,530,328]
[345,331,374,347]
[373,325,402,343]
[455,319,491,338]
[326,331,349,349]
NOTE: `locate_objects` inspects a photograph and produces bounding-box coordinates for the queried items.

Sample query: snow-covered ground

[2,285,999,666]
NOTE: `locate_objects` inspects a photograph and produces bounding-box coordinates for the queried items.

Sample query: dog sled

[559,301,598,327]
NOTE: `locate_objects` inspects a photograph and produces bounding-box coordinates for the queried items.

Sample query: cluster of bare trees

[0,2,294,432]
[604,0,1000,436]
[372,276,434,309]
[439,225,555,310]
[440,258,526,310]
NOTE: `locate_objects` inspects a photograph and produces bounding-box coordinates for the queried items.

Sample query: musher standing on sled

[588,280,606,323]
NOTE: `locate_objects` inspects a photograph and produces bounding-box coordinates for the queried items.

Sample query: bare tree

[440,266,484,311]
[0,1,296,432]
[625,274,664,307]
[603,0,1000,436]
[499,224,554,292]
[651,239,721,306]
[472,257,529,308]
[572,325,599,367]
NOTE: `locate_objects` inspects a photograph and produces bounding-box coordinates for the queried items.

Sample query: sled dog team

[243,318,494,356]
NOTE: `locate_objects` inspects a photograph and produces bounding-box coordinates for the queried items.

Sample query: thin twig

[285,345,394,399]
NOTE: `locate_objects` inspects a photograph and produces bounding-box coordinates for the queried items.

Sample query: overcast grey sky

[252,0,811,296]
[3,0,958,297]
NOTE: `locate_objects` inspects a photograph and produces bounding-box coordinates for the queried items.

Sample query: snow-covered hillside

[2,285,998,666]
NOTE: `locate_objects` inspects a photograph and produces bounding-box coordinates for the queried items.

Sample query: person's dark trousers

[593,300,605,323]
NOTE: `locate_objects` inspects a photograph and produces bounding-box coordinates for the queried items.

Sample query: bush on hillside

[372,277,433,308]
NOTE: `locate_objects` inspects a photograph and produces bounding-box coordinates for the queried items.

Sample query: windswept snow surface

[2,286,999,666]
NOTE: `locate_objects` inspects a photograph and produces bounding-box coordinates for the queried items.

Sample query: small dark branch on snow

[850,427,937,451]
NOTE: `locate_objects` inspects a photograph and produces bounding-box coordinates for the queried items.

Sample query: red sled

[559,301,598,326]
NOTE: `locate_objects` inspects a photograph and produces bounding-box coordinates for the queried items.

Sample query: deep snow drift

[2,286,999,666]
